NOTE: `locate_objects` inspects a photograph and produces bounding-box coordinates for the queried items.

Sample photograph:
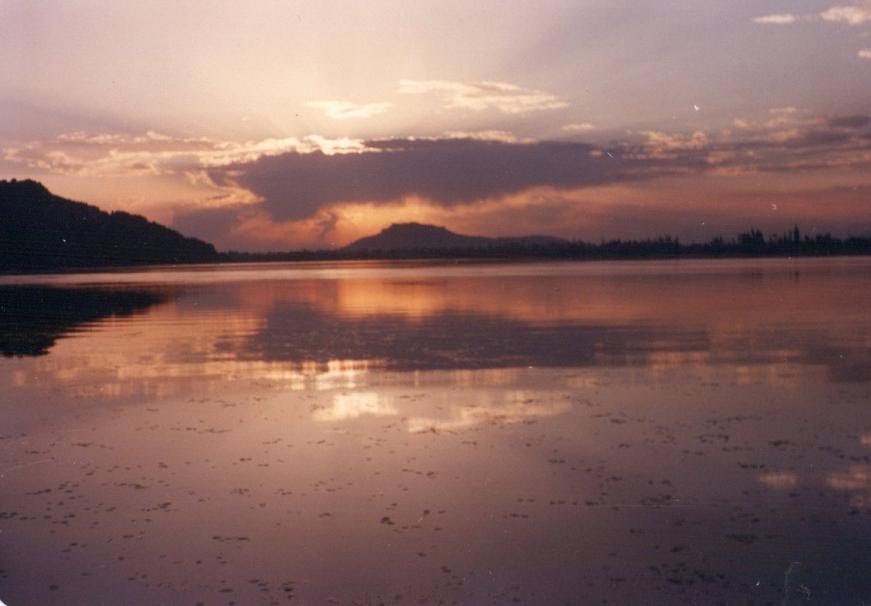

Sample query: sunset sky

[2,0,870,250]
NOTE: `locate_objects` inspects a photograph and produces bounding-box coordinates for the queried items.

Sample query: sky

[1,0,870,250]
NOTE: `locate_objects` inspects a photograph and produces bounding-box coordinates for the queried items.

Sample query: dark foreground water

[0,258,870,605]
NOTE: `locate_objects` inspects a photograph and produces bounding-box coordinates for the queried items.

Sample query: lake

[1,257,870,604]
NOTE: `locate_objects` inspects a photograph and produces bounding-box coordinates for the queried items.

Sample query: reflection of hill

[4,260,868,383]
[0,286,168,356]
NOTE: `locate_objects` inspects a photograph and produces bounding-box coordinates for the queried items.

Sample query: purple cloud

[207,138,697,221]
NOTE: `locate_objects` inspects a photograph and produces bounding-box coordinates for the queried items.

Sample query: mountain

[0,179,219,271]
[344,222,569,253]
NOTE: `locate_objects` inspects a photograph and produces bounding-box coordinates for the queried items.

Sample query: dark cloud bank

[207,138,697,221]
[175,118,871,247]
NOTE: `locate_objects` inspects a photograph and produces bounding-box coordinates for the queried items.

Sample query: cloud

[305,100,392,120]
[200,108,871,225]
[731,107,825,138]
[754,4,871,26]
[2,130,373,222]
[829,114,871,128]
[731,108,870,143]
[859,49,871,58]
[172,203,334,251]
[10,110,871,251]
[753,13,801,24]
[713,124,871,175]
[398,79,568,114]
[207,137,678,222]
[3,130,365,179]
[172,204,261,247]
[820,4,871,24]
[643,130,709,153]
[562,123,596,132]
[637,107,871,177]
[440,130,524,143]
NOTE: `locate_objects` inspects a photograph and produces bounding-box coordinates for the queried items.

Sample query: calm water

[1,258,870,605]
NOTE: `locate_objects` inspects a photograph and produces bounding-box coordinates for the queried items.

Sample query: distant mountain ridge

[344,222,569,252]
[0,179,219,271]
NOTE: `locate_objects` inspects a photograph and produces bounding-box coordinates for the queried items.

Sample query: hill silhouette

[344,222,568,252]
[0,179,219,271]
[222,221,871,263]
[2,180,869,269]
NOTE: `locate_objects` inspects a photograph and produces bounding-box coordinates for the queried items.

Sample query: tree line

[224,227,871,262]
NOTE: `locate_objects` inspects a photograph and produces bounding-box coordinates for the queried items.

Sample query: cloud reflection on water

[1,259,871,604]
[2,259,870,396]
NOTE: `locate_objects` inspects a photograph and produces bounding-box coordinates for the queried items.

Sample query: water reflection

[404,391,572,433]
[3,258,869,386]
[756,471,799,489]
[0,285,168,357]
[311,386,573,432]
[2,259,871,604]
[314,392,398,422]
